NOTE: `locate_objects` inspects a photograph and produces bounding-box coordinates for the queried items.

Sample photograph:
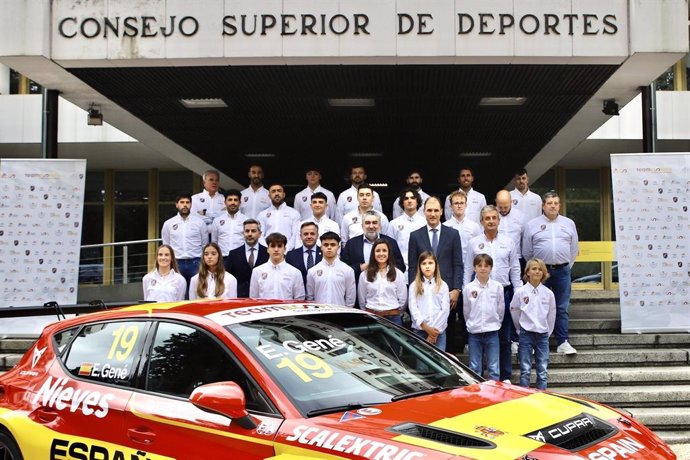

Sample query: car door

[27,321,151,459]
[123,320,282,459]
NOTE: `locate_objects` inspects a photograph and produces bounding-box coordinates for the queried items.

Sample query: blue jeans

[468,331,500,381]
[176,257,200,299]
[544,265,571,345]
[518,330,550,389]
[414,329,447,351]
[386,314,403,327]
[498,284,514,381]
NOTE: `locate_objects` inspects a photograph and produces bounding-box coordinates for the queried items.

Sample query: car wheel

[0,431,23,460]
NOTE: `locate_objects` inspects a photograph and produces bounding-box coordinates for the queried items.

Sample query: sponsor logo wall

[0,159,86,333]
[611,153,690,333]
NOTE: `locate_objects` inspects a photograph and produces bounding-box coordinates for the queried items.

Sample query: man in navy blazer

[408,196,465,353]
[341,211,405,285]
[226,219,268,297]
[286,222,322,288]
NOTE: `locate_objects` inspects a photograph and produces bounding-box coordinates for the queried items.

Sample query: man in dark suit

[226,218,268,297]
[408,196,465,353]
[341,211,405,286]
[286,222,322,288]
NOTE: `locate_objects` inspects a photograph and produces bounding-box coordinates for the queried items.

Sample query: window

[144,322,273,413]
[61,321,149,388]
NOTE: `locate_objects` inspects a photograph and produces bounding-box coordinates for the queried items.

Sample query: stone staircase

[547,300,690,446]
[2,296,689,450]
[0,337,35,371]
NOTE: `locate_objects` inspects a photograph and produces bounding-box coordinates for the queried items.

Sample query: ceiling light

[479,97,527,106]
[87,103,103,126]
[369,183,388,188]
[348,153,383,158]
[244,153,276,158]
[459,152,493,158]
[328,98,375,107]
[179,98,227,108]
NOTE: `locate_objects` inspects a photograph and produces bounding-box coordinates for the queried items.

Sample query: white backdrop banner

[0,159,86,311]
[611,153,690,333]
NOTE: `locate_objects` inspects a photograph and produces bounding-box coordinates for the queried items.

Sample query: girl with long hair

[189,242,237,299]
[409,251,450,350]
[357,239,407,326]
[142,244,187,302]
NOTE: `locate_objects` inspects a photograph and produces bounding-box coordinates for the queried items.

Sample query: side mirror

[189,381,257,429]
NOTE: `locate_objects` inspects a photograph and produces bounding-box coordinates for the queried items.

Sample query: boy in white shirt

[306,232,356,307]
[462,254,504,381]
[510,258,556,390]
[250,233,305,300]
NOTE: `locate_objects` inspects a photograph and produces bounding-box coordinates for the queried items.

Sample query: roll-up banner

[0,159,86,334]
[611,153,690,333]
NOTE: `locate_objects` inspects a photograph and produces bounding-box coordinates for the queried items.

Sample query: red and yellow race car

[0,300,676,459]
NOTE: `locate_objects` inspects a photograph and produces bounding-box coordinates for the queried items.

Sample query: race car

[0,299,676,459]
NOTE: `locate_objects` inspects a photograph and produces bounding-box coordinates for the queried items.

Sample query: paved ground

[673,444,690,459]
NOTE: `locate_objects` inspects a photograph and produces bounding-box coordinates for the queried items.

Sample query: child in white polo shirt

[510,258,556,390]
[462,254,504,381]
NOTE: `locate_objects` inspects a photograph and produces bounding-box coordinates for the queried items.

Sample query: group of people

[144,164,579,389]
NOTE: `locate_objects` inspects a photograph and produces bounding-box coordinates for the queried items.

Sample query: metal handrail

[80,238,162,285]
[81,238,161,249]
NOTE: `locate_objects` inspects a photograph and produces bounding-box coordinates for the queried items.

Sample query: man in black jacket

[285,222,322,289]
[341,211,405,293]
[225,219,268,297]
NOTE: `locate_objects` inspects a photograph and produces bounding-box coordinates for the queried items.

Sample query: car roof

[48,299,362,332]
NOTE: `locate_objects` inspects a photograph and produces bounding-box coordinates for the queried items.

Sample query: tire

[0,431,23,460]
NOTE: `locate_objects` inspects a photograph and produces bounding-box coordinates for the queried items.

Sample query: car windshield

[228,313,477,416]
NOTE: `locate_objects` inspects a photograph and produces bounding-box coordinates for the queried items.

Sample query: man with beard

[495,189,525,252]
[340,211,405,305]
[286,222,322,289]
[240,164,270,219]
[444,167,486,223]
[226,219,269,297]
[335,165,383,223]
[211,189,248,269]
[340,183,390,246]
[257,183,302,250]
[511,168,543,224]
[391,170,431,219]
[161,194,206,297]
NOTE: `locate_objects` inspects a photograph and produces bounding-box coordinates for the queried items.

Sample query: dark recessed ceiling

[69,64,617,207]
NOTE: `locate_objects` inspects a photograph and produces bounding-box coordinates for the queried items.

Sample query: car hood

[279,381,669,459]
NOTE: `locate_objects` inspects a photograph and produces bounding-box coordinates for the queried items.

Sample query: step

[569,304,620,320]
[0,338,36,353]
[0,353,22,371]
[457,348,690,369]
[624,407,690,431]
[548,348,689,367]
[544,366,690,386]
[663,435,690,449]
[569,318,621,332]
[566,333,690,349]
[553,384,690,407]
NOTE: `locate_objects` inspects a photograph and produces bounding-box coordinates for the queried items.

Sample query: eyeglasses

[452,202,466,206]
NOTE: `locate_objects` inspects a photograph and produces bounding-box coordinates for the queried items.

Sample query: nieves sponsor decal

[32,376,115,418]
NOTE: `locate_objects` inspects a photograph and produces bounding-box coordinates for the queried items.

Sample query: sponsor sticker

[340,411,365,422]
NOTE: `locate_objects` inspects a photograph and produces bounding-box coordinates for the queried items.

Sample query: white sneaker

[557,341,577,355]
[502,379,511,384]
[511,342,519,354]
